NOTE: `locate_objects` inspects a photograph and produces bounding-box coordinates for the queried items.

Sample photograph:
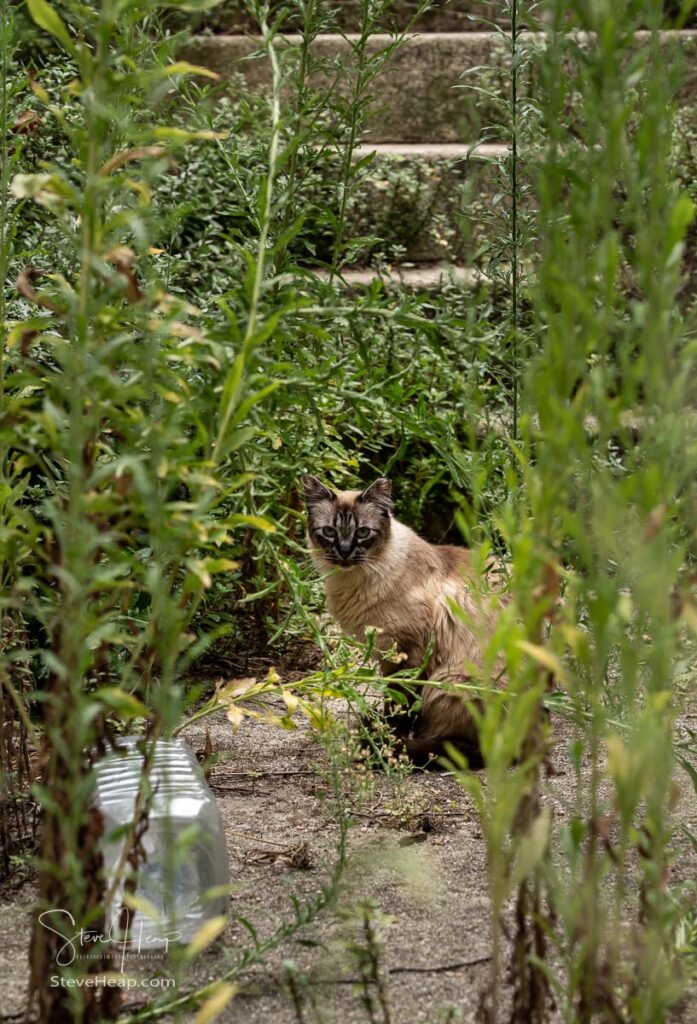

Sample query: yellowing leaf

[184,130,227,141]
[10,173,69,213]
[681,601,697,634]
[558,624,585,657]
[99,146,165,177]
[122,893,160,921]
[169,320,204,340]
[195,982,239,1024]
[176,0,227,10]
[266,667,281,685]
[185,557,239,590]
[153,127,228,143]
[245,710,287,728]
[516,640,568,685]
[185,916,227,959]
[606,733,630,783]
[186,559,213,589]
[6,321,44,350]
[202,558,239,574]
[227,704,244,730]
[217,677,257,699]
[229,513,276,533]
[29,78,51,104]
[152,290,201,316]
[97,687,149,720]
[162,61,220,80]
[125,178,152,204]
[648,690,673,715]
[281,688,298,714]
[27,0,75,53]
[202,884,233,902]
[509,808,550,892]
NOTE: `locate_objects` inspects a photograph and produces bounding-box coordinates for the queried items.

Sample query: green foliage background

[3,0,697,1022]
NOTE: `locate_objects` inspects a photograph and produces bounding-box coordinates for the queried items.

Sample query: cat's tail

[408,670,485,770]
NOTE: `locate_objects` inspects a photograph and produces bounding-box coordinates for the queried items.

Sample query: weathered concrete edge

[314,263,485,288]
[185,31,697,143]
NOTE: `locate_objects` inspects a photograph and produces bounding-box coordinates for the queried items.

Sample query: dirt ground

[3,698,697,1024]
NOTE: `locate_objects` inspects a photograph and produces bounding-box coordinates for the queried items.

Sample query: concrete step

[186,31,507,143]
[183,0,508,34]
[356,142,502,157]
[346,141,504,262]
[249,142,497,266]
[180,1,697,35]
[173,141,501,271]
[316,263,485,289]
[185,31,697,145]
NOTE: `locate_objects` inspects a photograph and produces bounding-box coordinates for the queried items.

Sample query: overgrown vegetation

[3,0,697,1021]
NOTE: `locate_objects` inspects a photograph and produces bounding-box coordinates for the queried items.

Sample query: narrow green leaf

[97,687,149,720]
[229,513,277,533]
[26,0,75,53]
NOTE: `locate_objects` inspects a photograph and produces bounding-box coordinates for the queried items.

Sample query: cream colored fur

[310,505,500,743]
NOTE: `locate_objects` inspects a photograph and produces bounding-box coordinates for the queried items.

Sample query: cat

[302,474,503,766]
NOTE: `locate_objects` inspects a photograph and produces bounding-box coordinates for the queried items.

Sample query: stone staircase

[186,2,697,290]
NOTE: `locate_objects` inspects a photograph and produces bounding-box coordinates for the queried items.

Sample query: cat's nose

[337,543,353,560]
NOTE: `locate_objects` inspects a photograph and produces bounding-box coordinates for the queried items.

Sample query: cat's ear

[302,474,335,506]
[360,477,393,514]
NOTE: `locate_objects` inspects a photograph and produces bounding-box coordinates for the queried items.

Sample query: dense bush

[3,0,697,1022]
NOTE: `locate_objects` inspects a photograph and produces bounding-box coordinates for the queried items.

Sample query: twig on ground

[311,954,493,985]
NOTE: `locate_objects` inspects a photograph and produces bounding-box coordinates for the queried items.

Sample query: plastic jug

[93,735,229,949]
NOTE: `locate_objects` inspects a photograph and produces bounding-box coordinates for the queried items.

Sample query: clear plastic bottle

[94,736,229,949]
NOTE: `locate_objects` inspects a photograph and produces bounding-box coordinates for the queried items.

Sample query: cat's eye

[321,526,336,539]
[356,527,371,540]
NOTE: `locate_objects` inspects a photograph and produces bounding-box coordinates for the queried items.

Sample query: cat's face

[302,476,393,570]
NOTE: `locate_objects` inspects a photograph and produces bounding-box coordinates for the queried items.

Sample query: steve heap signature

[38,909,183,966]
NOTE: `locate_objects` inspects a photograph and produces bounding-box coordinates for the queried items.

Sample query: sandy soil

[3,699,697,1024]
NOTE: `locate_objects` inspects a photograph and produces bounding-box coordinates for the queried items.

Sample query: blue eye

[356,527,371,539]
[321,526,336,538]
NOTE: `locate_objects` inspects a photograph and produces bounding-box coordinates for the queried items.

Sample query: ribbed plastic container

[94,736,229,947]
